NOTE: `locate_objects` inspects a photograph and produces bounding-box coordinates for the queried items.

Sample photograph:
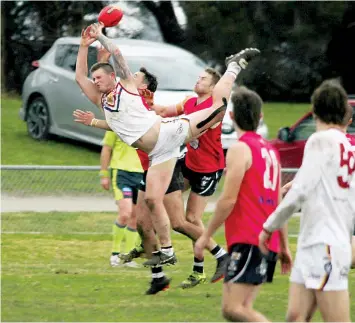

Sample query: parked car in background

[20,37,204,145]
[270,97,355,168]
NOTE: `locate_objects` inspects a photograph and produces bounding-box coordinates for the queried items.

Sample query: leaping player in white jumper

[75,21,260,266]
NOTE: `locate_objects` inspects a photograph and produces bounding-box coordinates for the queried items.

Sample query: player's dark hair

[140,67,158,92]
[205,67,221,86]
[90,62,115,74]
[311,79,349,126]
[231,86,262,131]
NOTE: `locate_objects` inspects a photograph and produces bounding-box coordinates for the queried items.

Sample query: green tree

[1,1,104,92]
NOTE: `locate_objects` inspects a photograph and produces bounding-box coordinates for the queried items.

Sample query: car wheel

[26,97,50,140]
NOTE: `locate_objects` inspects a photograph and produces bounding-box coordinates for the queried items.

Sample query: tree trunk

[142,1,186,45]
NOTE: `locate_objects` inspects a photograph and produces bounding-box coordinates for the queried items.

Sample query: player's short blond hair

[90,62,115,74]
[205,67,221,86]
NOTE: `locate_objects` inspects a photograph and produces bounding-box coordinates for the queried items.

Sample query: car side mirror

[278,127,293,142]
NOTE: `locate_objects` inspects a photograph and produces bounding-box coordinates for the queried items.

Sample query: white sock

[226,62,241,80]
[161,247,174,257]
[214,248,227,260]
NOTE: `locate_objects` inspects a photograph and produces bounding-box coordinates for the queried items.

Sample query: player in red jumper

[195,86,292,322]
[153,68,228,288]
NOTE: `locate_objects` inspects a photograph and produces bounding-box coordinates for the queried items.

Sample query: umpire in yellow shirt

[100,130,144,268]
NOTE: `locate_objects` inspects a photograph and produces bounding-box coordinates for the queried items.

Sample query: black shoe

[143,251,177,267]
[120,246,144,263]
[145,276,171,295]
[225,48,260,69]
[211,254,229,283]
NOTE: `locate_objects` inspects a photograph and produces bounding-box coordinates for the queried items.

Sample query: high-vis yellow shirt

[103,131,143,173]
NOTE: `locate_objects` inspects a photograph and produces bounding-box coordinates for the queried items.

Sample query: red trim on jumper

[118,82,151,110]
[141,96,151,110]
[119,82,140,96]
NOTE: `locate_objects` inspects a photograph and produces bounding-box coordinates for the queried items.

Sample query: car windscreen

[124,56,205,91]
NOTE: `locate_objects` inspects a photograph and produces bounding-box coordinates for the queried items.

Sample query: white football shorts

[290,243,351,291]
[148,116,190,167]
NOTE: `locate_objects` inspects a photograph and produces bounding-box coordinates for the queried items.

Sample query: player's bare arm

[259,135,324,252]
[152,96,192,117]
[277,175,293,274]
[194,142,251,258]
[282,180,294,196]
[89,23,134,88]
[75,28,102,107]
[73,110,112,130]
[100,143,112,191]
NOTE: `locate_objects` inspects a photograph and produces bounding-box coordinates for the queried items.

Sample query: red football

[98,6,123,27]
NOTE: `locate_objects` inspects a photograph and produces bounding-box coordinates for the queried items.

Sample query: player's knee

[144,196,162,211]
[172,224,187,237]
[118,211,130,224]
[169,215,183,230]
[186,212,198,224]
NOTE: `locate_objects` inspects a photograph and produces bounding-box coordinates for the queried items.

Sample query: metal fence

[1,165,298,197]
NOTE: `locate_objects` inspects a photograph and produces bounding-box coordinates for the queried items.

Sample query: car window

[124,56,204,90]
[292,115,316,140]
[87,47,98,69]
[55,45,97,72]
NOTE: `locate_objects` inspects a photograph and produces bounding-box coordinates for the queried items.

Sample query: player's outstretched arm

[73,110,112,130]
[262,135,323,234]
[100,131,115,191]
[152,102,183,118]
[89,23,133,85]
[152,97,192,117]
[75,28,102,107]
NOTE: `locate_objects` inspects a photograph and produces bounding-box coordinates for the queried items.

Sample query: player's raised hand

[139,89,154,107]
[279,248,292,275]
[80,26,96,47]
[73,109,95,126]
[97,44,111,63]
[89,22,105,40]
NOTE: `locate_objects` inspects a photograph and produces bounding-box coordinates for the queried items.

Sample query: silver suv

[20,37,268,149]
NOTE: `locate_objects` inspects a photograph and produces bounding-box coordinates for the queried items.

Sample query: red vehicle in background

[270,96,355,168]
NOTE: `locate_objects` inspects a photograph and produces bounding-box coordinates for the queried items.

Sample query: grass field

[2,212,355,322]
[1,95,101,165]
[1,94,310,165]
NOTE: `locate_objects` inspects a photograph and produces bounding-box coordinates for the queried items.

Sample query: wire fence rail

[1,165,299,197]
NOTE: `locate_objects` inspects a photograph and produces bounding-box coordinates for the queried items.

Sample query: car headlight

[221,123,234,134]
